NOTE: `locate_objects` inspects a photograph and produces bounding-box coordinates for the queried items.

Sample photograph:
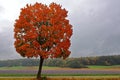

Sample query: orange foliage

[14,2,73,59]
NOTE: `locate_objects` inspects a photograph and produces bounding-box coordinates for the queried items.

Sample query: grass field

[0,66,60,70]
[0,73,120,77]
[88,65,120,69]
[0,65,120,70]
[0,76,120,80]
[0,65,119,80]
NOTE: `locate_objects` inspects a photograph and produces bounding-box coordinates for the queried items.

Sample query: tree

[65,58,87,68]
[14,2,72,79]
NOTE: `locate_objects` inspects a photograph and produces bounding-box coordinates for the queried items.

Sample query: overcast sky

[0,0,120,60]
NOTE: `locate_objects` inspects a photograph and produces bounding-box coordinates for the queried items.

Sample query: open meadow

[0,65,120,80]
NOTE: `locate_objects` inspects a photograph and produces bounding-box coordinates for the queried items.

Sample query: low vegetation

[0,55,120,68]
[0,55,119,79]
[0,65,120,70]
[0,77,120,80]
[0,73,120,77]
[0,65,120,77]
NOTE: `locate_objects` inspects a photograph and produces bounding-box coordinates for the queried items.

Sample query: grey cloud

[0,5,4,14]
[70,0,120,57]
[0,20,22,60]
[0,6,3,12]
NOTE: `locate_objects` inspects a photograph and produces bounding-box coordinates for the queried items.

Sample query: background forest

[0,55,119,68]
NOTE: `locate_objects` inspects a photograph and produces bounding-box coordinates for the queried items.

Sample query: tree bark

[37,56,44,80]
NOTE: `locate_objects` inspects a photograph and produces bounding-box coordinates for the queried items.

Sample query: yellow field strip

[0,76,120,80]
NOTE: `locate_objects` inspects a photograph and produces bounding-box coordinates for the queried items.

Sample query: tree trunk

[37,56,44,80]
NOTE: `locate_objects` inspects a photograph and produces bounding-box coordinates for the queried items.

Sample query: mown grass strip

[0,66,62,70]
[87,65,120,69]
[0,73,120,77]
[42,74,120,77]
[0,77,120,80]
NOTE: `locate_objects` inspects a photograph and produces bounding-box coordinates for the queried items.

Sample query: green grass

[87,65,120,69]
[0,73,120,77]
[0,65,120,70]
[0,66,61,70]
[0,66,28,70]
[0,74,35,77]
[24,73,118,76]
[0,77,120,80]
[0,65,120,77]
[42,66,60,70]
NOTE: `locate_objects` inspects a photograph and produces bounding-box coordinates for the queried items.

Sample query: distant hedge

[0,55,120,68]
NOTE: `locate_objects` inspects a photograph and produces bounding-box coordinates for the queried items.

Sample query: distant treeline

[0,55,120,68]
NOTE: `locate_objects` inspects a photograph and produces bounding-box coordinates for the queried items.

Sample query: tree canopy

[14,2,73,59]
